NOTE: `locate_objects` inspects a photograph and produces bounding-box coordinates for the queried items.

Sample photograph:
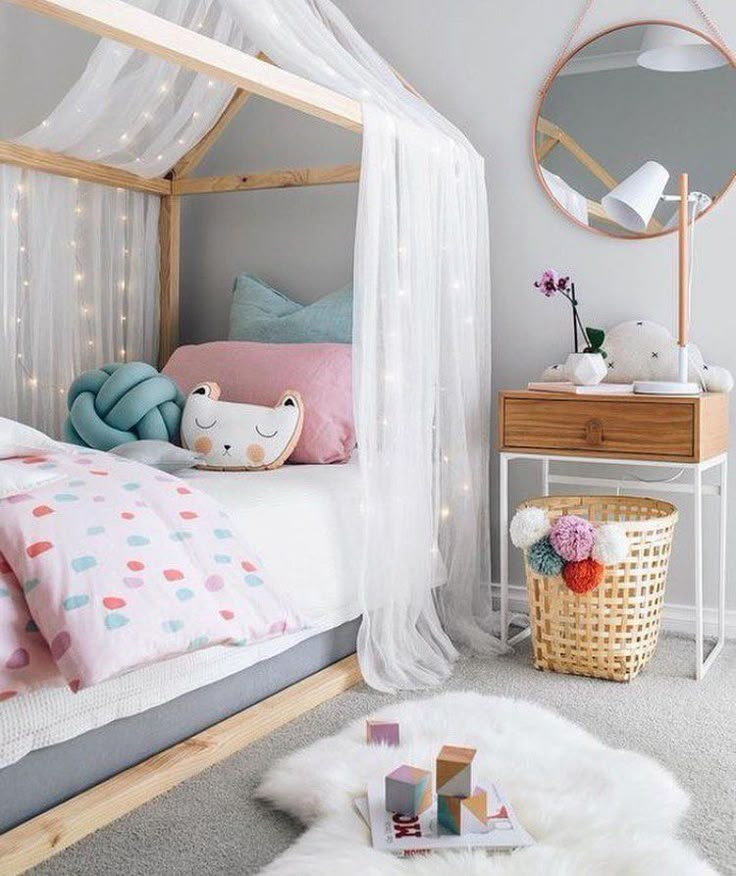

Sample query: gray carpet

[33,634,736,876]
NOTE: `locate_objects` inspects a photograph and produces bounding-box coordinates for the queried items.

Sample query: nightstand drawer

[499,393,721,460]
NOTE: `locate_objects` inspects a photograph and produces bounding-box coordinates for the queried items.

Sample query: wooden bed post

[158,189,181,368]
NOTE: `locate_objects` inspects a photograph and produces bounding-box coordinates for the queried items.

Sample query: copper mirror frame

[532,19,736,240]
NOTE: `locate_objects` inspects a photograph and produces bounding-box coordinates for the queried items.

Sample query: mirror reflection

[534,23,736,238]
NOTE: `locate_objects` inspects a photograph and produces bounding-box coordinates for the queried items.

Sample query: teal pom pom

[527,537,565,577]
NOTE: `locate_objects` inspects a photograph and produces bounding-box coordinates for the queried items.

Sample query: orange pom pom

[562,558,604,593]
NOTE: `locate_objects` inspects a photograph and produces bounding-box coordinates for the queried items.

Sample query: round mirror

[533,21,736,238]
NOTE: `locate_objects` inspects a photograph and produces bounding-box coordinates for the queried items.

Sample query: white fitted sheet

[0,457,364,767]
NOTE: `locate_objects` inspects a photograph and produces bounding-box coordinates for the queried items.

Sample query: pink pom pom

[549,515,595,562]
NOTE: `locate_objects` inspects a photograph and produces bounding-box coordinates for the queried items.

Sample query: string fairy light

[11,81,151,399]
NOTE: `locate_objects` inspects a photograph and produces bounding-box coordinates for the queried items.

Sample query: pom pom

[592,524,630,565]
[550,515,595,562]
[527,537,565,577]
[510,506,550,550]
[562,559,604,593]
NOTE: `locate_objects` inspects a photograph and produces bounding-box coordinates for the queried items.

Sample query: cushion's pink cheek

[194,436,212,455]
[246,444,265,465]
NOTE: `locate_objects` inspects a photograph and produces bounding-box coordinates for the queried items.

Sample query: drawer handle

[585,418,604,446]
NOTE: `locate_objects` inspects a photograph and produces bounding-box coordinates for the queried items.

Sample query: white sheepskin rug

[256,692,715,875]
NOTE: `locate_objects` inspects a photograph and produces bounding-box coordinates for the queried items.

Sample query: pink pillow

[163,342,355,464]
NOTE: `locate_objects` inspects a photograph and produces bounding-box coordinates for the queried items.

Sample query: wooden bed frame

[0,655,362,874]
[0,0,384,870]
[3,0,368,365]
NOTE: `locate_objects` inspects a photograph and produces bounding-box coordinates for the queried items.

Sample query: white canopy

[0,0,504,690]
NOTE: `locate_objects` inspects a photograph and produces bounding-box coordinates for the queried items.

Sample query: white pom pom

[592,523,630,565]
[510,506,550,550]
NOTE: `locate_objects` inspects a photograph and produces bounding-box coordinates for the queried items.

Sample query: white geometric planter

[566,352,607,386]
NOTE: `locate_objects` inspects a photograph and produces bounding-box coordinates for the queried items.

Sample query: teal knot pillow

[229,273,353,344]
[63,362,185,451]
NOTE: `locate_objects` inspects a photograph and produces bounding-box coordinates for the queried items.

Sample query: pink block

[366,719,400,746]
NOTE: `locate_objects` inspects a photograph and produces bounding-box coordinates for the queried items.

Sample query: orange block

[436,744,476,797]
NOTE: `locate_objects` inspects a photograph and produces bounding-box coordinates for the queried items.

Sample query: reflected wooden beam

[537,135,559,161]
[0,139,171,194]
[537,117,617,191]
[10,0,363,133]
[173,163,361,195]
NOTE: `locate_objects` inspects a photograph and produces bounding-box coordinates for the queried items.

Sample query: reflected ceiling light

[637,25,728,72]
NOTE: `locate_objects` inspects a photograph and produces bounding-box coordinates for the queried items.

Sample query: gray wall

[3,1,736,616]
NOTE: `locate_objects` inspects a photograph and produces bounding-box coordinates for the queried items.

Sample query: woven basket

[521,495,678,682]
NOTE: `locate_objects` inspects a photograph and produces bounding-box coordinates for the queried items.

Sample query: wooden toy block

[436,744,476,798]
[437,786,489,835]
[366,719,400,746]
[385,764,432,817]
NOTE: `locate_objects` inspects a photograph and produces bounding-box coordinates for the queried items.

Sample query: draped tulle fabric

[0,0,504,691]
[1,0,249,436]
[221,0,506,689]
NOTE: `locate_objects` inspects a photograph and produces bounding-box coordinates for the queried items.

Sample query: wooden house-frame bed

[0,0,390,871]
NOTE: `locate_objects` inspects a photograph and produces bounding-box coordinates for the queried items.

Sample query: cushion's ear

[189,381,221,401]
[276,390,303,410]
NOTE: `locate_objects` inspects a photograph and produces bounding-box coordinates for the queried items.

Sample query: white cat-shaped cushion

[181,382,304,471]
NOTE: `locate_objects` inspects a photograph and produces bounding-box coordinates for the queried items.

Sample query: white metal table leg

[694,466,704,680]
[541,457,549,497]
[719,457,728,648]
[499,453,509,646]
[701,456,728,678]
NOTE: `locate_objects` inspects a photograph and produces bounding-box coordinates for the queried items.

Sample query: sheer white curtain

[221,0,505,690]
[0,0,250,436]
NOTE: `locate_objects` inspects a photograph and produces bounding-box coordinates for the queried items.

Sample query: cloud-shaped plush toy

[181,382,304,471]
[541,320,733,393]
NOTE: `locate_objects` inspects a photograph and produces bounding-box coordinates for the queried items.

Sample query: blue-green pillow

[229,273,353,344]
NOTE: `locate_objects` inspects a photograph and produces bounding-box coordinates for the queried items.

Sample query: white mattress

[0,458,364,767]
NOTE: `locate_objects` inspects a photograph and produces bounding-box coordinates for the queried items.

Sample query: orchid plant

[533,270,605,356]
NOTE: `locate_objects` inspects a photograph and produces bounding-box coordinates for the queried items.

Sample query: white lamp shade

[602,161,670,232]
[638,25,728,72]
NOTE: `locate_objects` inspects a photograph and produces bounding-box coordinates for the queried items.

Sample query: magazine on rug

[356,780,535,854]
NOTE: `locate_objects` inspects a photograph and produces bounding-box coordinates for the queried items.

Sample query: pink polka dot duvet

[0,449,302,699]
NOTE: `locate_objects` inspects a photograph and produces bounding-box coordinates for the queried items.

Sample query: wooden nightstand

[498,390,729,679]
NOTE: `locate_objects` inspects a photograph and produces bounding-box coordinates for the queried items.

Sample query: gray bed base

[0,617,360,833]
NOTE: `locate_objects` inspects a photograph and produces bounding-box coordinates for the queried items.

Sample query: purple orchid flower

[534,269,559,297]
[533,269,589,352]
